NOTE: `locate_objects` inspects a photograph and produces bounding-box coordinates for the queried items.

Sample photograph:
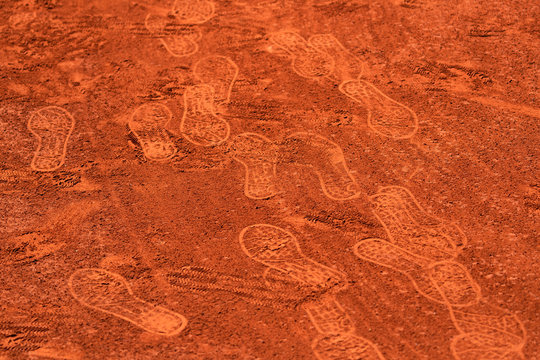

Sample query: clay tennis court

[1,0,538,359]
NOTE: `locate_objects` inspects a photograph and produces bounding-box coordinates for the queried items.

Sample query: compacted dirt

[0,0,538,359]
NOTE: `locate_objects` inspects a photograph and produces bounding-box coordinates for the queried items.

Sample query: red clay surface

[1,0,538,359]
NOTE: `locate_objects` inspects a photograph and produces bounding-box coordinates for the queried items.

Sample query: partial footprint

[451,333,525,360]
[427,261,482,307]
[447,299,526,348]
[308,34,365,82]
[128,103,177,161]
[28,106,75,172]
[370,185,466,260]
[239,224,347,290]
[357,240,481,307]
[269,30,334,79]
[312,333,385,360]
[303,295,356,336]
[339,80,418,139]
[145,13,201,57]
[284,132,360,200]
[172,0,215,24]
[193,55,239,105]
[69,268,187,336]
[181,84,230,146]
[353,238,445,303]
[229,133,279,199]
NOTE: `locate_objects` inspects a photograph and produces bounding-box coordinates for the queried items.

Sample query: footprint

[128,103,177,161]
[160,29,201,57]
[339,80,418,139]
[312,333,385,360]
[303,295,356,336]
[451,332,525,360]
[308,34,365,82]
[193,55,239,105]
[68,268,187,336]
[447,299,526,348]
[370,185,466,260]
[269,30,334,79]
[228,133,279,199]
[363,244,530,355]
[284,132,361,200]
[353,238,445,304]
[181,84,230,146]
[145,13,201,57]
[172,0,215,24]
[239,224,347,290]
[27,106,75,172]
[427,261,482,307]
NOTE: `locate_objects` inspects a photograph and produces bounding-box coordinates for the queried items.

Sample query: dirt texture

[0,0,538,359]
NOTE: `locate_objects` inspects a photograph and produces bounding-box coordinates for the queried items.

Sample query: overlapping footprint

[354,236,525,359]
[303,295,356,336]
[429,258,526,359]
[339,80,418,140]
[240,225,385,358]
[451,332,525,360]
[69,268,187,336]
[445,301,526,347]
[269,30,334,79]
[193,55,239,106]
[308,34,365,82]
[353,238,452,304]
[355,238,483,307]
[442,296,527,357]
[228,133,279,199]
[306,297,385,360]
[445,297,527,359]
[27,106,75,172]
[128,103,177,161]
[239,224,347,290]
[283,132,361,200]
[425,261,483,307]
[181,84,230,146]
[268,30,416,140]
[369,185,467,261]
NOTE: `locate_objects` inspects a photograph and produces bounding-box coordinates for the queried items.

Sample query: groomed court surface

[0,0,538,359]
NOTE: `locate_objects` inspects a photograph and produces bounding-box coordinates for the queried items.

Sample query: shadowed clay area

[1,0,538,359]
